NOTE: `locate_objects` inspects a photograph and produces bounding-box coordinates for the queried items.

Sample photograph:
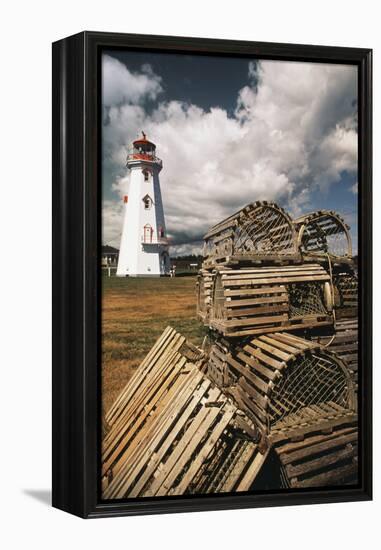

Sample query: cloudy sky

[102,50,358,256]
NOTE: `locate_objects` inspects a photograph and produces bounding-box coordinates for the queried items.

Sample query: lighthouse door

[143,224,153,243]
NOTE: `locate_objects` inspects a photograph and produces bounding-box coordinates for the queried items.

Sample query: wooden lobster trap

[206,331,356,447]
[196,269,214,323]
[189,426,270,494]
[102,327,269,499]
[274,421,358,488]
[294,210,352,263]
[310,318,358,391]
[328,319,358,386]
[202,201,300,268]
[203,264,334,337]
[333,268,358,319]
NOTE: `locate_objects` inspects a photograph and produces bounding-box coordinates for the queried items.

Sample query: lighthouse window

[143,169,150,181]
[143,195,152,210]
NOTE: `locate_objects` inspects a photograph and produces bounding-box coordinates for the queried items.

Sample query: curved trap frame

[269,353,350,429]
[203,202,300,267]
[206,331,356,445]
[309,318,358,392]
[294,210,352,260]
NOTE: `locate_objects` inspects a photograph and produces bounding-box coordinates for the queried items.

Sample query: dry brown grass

[102,275,207,420]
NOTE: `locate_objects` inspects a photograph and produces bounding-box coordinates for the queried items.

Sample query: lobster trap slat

[102,197,359,499]
[199,264,334,337]
[275,423,358,488]
[334,269,358,319]
[196,269,214,323]
[102,328,267,499]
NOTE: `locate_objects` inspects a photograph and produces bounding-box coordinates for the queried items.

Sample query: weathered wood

[309,318,358,393]
[226,295,289,307]
[196,270,214,322]
[203,201,300,268]
[294,209,352,261]
[206,332,356,444]
[280,432,358,465]
[102,328,267,499]
[275,424,358,488]
[235,447,271,492]
[105,326,176,426]
[104,200,359,498]
[172,403,236,495]
[293,463,358,488]
[224,286,287,297]
[203,264,334,337]
[269,412,358,444]
[126,376,211,498]
[276,425,355,455]
[108,369,206,492]
[222,275,329,286]
[333,270,358,317]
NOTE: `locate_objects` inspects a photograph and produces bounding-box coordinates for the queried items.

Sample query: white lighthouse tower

[116,133,170,277]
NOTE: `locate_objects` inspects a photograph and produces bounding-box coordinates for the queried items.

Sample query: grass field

[102,273,207,421]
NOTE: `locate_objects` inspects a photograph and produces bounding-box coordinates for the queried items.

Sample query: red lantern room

[126,132,162,169]
[128,131,158,163]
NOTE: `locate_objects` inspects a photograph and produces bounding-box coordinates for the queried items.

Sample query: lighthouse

[116,133,170,277]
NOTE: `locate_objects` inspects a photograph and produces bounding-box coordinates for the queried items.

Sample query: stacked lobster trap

[197,201,359,487]
[102,200,359,499]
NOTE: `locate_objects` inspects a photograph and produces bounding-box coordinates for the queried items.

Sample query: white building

[101,245,119,267]
[116,133,170,277]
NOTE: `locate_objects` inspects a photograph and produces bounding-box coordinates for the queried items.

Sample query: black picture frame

[52,31,372,519]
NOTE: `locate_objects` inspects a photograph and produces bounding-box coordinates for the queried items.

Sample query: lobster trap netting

[288,282,328,317]
[297,212,351,258]
[334,272,358,308]
[268,352,351,428]
[234,204,297,256]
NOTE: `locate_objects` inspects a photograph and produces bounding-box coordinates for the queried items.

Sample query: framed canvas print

[52,32,372,518]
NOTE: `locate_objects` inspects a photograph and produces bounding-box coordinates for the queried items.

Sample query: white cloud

[102,55,162,107]
[102,57,358,254]
[350,182,358,194]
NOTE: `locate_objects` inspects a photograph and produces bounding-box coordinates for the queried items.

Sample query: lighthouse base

[116,247,170,278]
[116,273,164,278]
